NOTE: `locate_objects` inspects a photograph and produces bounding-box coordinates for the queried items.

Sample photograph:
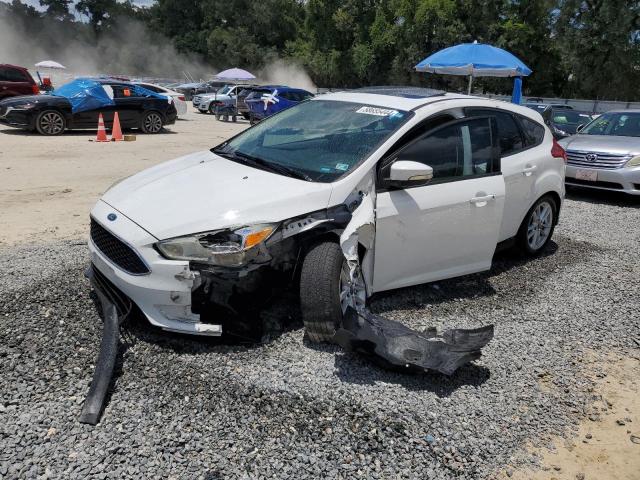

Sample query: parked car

[559,110,640,195]
[236,86,262,119]
[245,86,314,123]
[87,87,565,340]
[542,108,595,139]
[0,64,40,100]
[524,102,574,115]
[134,82,187,117]
[192,84,256,114]
[0,78,177,135]
[193,80,227,96]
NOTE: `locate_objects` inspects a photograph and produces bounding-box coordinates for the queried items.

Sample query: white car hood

[101,150,334,240]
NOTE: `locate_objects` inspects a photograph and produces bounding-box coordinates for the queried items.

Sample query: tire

[300,242,345,343]
[516,194,557,255]
[36,110,66,135]
[242,113,250,120]
[140,111,163,134]
[208,104,216,115]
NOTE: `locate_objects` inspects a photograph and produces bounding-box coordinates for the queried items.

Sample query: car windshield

[213,100,412,182]
[551,110,593,125]
[581,112,640,137]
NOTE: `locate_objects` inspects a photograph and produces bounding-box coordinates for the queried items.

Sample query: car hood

[0,94,66,107]
[559,134,640,156]
[101,150,334,240]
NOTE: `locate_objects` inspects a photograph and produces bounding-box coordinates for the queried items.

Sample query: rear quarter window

[519,116,546,146]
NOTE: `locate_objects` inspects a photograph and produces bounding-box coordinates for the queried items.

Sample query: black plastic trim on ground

[79,264,132,425]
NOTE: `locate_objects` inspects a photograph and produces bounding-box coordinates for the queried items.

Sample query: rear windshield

[550,110,593,125]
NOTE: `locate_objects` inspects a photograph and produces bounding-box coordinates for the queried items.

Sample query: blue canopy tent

[415,41,532,103]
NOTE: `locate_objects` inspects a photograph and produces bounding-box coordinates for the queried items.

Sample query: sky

[0,0,155,11]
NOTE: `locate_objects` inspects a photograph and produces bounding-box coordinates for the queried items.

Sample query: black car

[0,78,177,136]
[524,102,574,115]
[542,108,595,139]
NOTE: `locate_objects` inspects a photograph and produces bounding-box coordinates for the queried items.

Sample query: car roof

[315,89,545,121]
[0,63,30,71]
[603,109,640,114]
[316,88,466,111]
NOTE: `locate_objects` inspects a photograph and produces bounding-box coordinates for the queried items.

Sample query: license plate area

[575,169,598,181]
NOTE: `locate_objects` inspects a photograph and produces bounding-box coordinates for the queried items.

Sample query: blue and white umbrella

[415,41,532,102]
[214,68,256,82]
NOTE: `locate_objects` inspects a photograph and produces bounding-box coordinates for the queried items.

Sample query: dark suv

[0,64,39,100]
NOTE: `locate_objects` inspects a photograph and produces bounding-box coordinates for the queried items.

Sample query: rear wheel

[516,195,557,255]
[140,111,163,134]
[36,110,65,135]
[300,242,366,343]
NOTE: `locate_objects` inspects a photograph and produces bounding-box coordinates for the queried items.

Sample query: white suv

[88,87,565,340]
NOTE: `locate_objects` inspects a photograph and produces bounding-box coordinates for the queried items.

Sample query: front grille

[566,178,624,189]
[566,150,631,169]
[90,218,150,275]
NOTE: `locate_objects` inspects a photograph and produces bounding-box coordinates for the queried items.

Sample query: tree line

[4,0,640,100]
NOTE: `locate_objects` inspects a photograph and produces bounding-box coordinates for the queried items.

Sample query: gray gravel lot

[1,189,639,480]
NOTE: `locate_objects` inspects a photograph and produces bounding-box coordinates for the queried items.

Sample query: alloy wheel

[40,112,64,135]
[144,113,163,133]
[527,201,553,250]
[339,261,366,314]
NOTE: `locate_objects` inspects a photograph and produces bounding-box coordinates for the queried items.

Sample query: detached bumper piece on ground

[335,308,494,376]
[79,265,131,425]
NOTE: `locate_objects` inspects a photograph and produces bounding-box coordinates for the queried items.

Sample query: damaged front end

[81,179,494,425]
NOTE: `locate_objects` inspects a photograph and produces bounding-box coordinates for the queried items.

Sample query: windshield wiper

[215,149,313,181]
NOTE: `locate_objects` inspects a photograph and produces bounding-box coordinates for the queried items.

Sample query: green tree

[556,0,640,100]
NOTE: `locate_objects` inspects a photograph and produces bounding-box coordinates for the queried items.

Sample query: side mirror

[576,124,585,132]
[388,160,433,188]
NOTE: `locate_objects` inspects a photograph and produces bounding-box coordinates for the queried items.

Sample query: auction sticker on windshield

[356,106,398,116]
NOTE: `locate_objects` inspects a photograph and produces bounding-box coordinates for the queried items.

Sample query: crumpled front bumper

[89,200,222,335]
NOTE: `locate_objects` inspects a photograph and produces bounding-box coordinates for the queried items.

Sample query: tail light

[551,138,567,163]
[178,95,185,101]
[32,84,40,95]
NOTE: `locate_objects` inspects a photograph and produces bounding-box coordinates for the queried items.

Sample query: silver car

[559,110,640,195]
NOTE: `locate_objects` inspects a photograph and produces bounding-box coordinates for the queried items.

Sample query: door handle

[470,194,496,204]
[522,165,537,176]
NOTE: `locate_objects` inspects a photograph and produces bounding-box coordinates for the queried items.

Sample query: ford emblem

[107,213,117,221]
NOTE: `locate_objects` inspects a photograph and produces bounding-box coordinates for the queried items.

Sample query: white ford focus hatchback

[88,87,565,341]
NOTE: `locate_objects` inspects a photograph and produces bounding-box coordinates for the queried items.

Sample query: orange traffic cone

[111,111,123,141]
[95,113,108,142]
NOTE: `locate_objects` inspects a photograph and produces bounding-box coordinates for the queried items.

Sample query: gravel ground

[1,189,639,480]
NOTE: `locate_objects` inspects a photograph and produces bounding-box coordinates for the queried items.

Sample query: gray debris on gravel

[0,190,639,479]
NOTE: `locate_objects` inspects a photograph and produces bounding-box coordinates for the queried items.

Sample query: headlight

[156,223,277,267]
[625,155,640,168]
[16,102,37,110]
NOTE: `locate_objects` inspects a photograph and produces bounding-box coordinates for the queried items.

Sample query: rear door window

[466,108,525,156]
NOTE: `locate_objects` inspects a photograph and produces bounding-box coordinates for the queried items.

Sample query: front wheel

[140,111,163,134]
[516,195,557,255]
[36,110,66,135]
[300,242,366,343]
